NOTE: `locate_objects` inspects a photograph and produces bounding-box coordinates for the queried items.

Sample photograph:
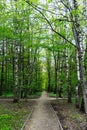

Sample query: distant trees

[0,0,43,102]
[25,0,87,118]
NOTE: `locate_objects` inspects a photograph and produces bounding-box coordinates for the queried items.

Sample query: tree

[25,0,87,118]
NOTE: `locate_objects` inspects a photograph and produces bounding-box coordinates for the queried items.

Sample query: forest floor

[0,93,86,130]
[51,99,86,130]
[0,99,35,130]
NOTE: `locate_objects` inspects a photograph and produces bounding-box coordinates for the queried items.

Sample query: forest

[0,0,87,130]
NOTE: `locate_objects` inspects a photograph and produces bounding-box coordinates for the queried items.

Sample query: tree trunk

[18,44,23,100]
[13,42,20,103]
[68,85,72,103]
[46,52,51,92]
[75,86,79,108]
[72,0,87,121]
[54,55,58,94]
[0,40,5,96]
[48,70,51,92]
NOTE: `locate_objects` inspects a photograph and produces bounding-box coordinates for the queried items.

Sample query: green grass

[0,101,33,130]
[2,92,42,99]
[48,92,57,97]
[2,93,13,98]
[28,92,42,98]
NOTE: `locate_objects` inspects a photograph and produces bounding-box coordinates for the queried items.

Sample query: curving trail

[24,91,61,130]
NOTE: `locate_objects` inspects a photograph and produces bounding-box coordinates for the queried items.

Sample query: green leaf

[47,0,52,2]
[30,0,39,3]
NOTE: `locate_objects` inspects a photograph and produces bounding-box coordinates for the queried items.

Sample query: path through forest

[24,91,61,130]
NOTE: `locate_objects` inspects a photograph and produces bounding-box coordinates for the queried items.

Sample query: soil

[51,99,87,130]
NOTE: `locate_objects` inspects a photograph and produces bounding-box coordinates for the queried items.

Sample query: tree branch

[25,0,77,48]
[29,2,59,16]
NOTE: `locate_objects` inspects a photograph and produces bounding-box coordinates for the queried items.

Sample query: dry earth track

[24,91,62,130]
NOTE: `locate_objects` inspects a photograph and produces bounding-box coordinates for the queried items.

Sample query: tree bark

[13,42,20,103]
[72,0,87,120]
[0,40,5,96]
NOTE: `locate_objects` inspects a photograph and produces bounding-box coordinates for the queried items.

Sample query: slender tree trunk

[18,44,23,99]
[48,70,51,92]
[5,40,8,94]
[68,85,72,103]
[72,0,87,121]
[21,45,25,98]
[54,55,57,94]
[46,53,51,92]
[75,50,80,108]
[0,40,5,96]
[13,42,20,103]
[68,57,72,103]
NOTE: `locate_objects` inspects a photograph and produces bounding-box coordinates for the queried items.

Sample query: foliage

[48,92,56,97]
[0,101,33,130]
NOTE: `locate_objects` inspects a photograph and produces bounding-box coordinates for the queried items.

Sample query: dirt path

[24,91,61,130]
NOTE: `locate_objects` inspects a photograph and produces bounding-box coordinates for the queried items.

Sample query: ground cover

[51,99,86,130]
[48,92,57,98]
[28,92,42,99]
[0,100,34,130]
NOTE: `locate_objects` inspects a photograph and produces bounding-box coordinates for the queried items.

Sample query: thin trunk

[47,55,51,92]
[68,57,72,103]
[13,42,20,103]
[48,70,51,92]
[54,55,57,94]
[73,0,87,120]
[0,40,5,96]
[75,50,80,108]
[68,85,72,103]
[18,44,23,99]
[21,45,25,98]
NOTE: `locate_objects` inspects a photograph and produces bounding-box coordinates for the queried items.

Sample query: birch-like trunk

[75,50,80,108]
[72,0,87,119]
[0,40,5,96]
[13,43,20,103]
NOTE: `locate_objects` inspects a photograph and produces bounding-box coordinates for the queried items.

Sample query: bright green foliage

[29,0,39,3]
[0,102,31,130]
[0,0,86,104]
[0,0,87,129]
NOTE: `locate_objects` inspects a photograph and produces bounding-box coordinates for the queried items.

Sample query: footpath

[24,91,61,130]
